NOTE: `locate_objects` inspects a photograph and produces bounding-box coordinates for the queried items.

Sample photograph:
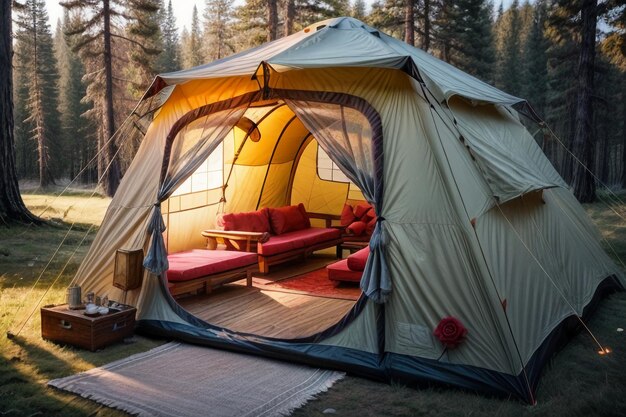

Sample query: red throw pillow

[219,208,271,233]
[347,247,370,271]
[269,203,311,235]
[353,203,372,219]
[360,207,375,223]
[340,204,356,226]
[347,220,367,236]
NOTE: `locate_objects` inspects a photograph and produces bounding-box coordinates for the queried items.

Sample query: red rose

[434,317,467,349]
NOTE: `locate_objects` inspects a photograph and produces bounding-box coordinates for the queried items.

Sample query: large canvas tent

[73,17,624,403]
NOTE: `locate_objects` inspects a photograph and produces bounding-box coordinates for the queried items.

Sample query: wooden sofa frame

[201,212,343,274]
[168,264,258,297]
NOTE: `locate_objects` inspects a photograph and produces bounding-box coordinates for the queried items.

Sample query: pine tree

[367,0,404,40]
[61,0,123,196]
[125,0,161,97]
[351,0,367,20]
[182,5,204,68]
[155,0,181,73]
[61,0,160,195]
[14,0,61,187]
[433,0,495,83]
[13,38,36,179]
[56,10,97,183]
[521,0,548,118]
[203,0,235,61]
[233,0,267,50]
[495,0,523,95]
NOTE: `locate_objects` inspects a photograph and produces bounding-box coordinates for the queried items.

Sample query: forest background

[10,0,626,203]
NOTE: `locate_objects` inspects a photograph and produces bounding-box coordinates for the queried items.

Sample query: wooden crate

[41,304,136,351]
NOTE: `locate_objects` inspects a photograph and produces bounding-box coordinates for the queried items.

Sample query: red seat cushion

[167,250,257,282]
[290,227,341,247]
[217,208,271,233]
[327,259,363,282]
[258,234,303,256]
[269,203,311,235]
[347,246,370,272]
[258,227,341,256]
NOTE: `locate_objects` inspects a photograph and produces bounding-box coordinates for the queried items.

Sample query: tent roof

[152,17,523,107]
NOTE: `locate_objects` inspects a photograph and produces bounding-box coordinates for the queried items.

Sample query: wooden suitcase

[41,304,136,351]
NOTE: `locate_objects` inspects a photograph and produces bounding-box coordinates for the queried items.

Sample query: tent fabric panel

[450,98,566,204]
[258,163,293,209]
[165,205,218,254]
[318,300,380,353]
[409,78,493,219]
[235,105,298,166]
[291,137,350,215]
[269,117,310,165]
[154,17,522,106]
[383,221,517,374]
[224,165,269,213]
[475,189,622,363]
[72,115,171,306]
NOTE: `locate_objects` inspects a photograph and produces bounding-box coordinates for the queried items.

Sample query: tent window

[171,142,223,196]
[316,145,354,185]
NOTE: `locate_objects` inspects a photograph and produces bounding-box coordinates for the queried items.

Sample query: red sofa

[204,203,342,274]
[337,201,376,257]
[327,246,370,284]
[167,249,258,296]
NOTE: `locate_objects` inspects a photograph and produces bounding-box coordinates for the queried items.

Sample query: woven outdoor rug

[255,268,361,301]
[48,342,345,417]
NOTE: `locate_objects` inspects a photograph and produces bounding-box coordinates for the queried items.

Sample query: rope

[7,123,131,338]
[540,121,626,207]
[8,224,95,337]
[547,191,626,283]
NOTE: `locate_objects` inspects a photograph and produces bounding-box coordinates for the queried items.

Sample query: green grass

[1,193,625,416]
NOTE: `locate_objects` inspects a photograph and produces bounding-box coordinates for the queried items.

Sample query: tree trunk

[421,0,430,51]
[102,0,121,197]
[0,0,39,224]
[284,0,294,37]
[621,75,626,188]
[404,0,414,46]
[570,0,597,203]
[267,0,277,41]
[31,12,53,188]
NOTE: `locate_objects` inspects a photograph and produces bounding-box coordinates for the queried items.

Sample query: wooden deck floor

[176,253,358,339]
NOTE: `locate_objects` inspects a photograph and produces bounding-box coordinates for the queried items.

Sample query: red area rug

[261,268,362,301]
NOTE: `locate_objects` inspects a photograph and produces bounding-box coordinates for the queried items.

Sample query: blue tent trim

[136,275,622,404]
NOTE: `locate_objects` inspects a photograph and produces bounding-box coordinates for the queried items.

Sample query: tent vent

[316,25,326,31]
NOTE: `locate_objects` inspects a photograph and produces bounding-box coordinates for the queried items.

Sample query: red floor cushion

[347,246,370,272]
[167,249,257,282]
[327,259,363,283]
